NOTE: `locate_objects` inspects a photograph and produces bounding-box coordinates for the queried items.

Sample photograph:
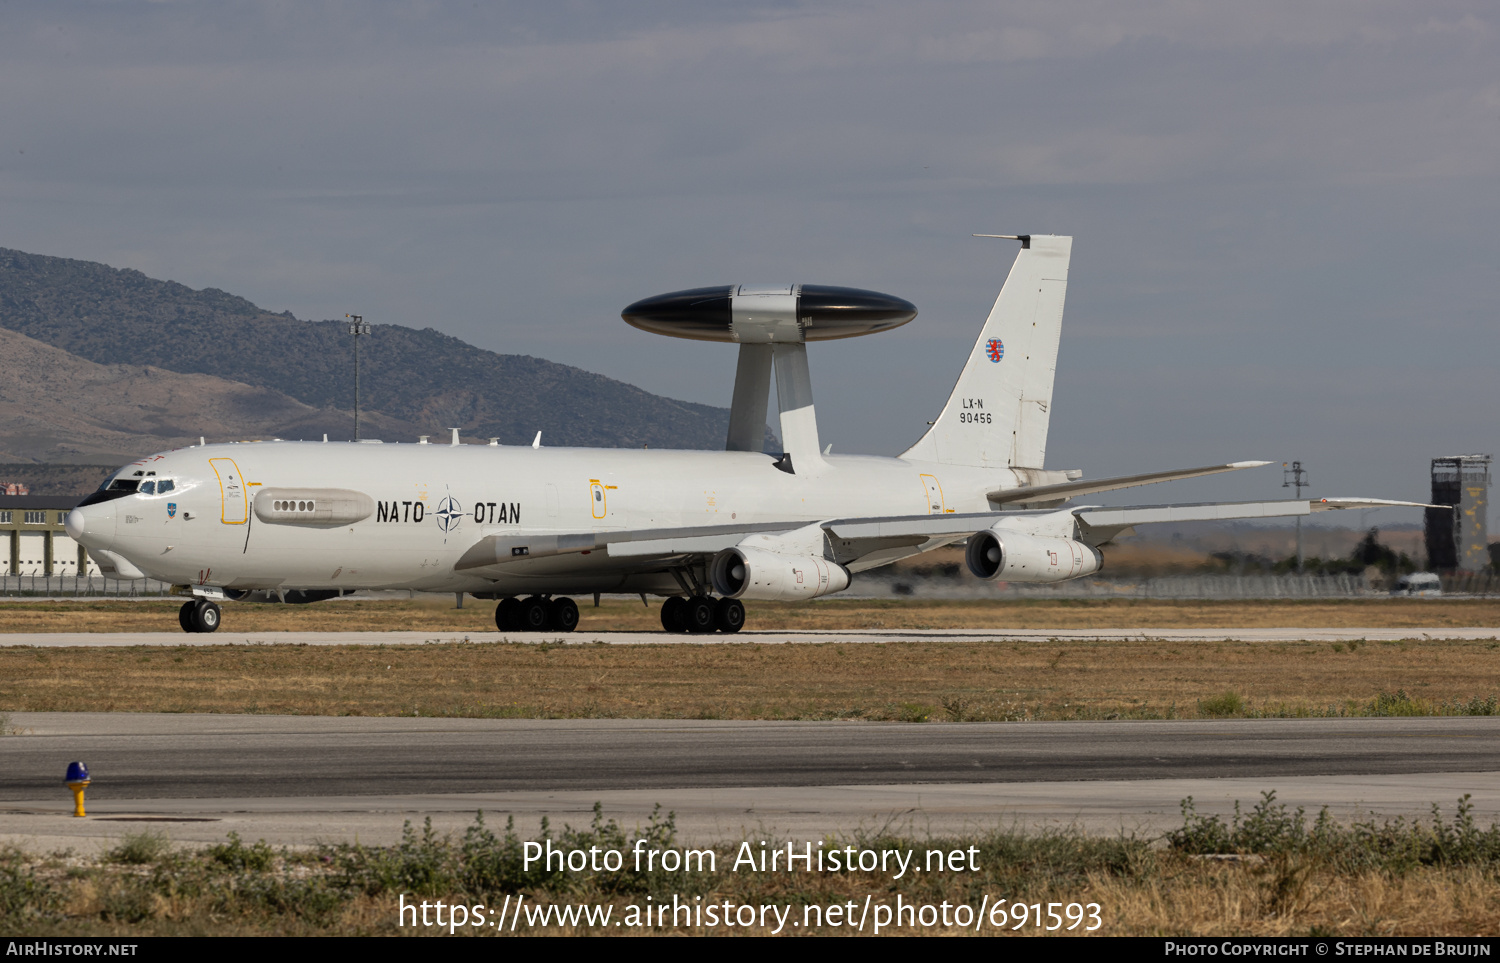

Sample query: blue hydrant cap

[65,761,89,783]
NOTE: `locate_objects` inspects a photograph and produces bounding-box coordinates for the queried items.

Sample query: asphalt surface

[6,713,1500,849]
[5,714,1500,802]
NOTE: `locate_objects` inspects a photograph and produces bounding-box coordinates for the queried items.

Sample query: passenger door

[210,458,248,524]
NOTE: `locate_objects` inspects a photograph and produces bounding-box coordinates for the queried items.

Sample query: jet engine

[964,529,1102,583]
[710,546,851,601]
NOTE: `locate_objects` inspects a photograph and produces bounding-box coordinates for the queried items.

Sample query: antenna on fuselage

[532,432,542,449]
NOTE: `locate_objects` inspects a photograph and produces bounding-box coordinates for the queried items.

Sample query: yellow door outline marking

[919,474,945,515]
[589,480,606,519]
[209,457,248,525]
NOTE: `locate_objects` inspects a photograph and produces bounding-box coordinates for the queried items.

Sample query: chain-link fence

[856,573,1375,600]
[0,575,173,597]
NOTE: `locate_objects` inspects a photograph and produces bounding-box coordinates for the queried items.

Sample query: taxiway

[2,712,1497,853]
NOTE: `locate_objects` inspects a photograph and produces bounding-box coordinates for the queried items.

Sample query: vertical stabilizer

[901,235,1071,469]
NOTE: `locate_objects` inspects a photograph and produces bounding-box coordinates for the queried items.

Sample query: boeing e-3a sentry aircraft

[65,235,1427,633]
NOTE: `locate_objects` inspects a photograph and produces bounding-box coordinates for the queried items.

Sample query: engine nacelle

[710,546,851,601]
[965,529,1102,583]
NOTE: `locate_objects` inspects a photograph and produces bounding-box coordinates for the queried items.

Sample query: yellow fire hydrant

[64,761,90,818]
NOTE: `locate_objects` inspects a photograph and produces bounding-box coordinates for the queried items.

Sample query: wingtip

[1313,497,1447,511]
[1229,460,1273,469]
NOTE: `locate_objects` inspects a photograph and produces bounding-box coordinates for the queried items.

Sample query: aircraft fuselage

[68,440,1007,596]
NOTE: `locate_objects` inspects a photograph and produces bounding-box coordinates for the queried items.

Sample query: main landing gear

[494,595,580,633]
[177,598,221,634]
[660,595,744,634]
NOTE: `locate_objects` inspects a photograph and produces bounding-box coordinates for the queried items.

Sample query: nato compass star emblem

[435,496,464,533]
[986,338,1004,363]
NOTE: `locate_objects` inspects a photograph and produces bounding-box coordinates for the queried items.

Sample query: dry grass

[1086,864,1500,937]
[3,598,1498,721]
[3,633,1499,720]
[10,814,1500,936]
[25,859,1500,936]
[3,596,1500,634]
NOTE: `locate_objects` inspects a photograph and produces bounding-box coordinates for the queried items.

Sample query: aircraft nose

[65,505,116,549]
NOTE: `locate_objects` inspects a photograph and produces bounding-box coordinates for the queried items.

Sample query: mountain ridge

[0,247,766,452]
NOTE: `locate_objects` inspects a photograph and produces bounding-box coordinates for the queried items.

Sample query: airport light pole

[1283,460,1308,573]
[346,314,370,441]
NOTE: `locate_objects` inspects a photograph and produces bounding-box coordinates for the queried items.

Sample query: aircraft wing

[1068,497,1442,544]
[987,460,1270,506]
[454,496,1441,578]
[453,520,804,573]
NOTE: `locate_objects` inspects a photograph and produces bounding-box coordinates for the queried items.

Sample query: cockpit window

[81,471,182,506]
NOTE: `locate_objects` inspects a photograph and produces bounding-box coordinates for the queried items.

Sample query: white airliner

[65,235,1427,633]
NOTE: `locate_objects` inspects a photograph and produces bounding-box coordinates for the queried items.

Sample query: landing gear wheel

[714,597,745,634]
[660,596,687,633]
[519,595,551,632]
[685,595,716,634]
[190,599,221,633]
[550,597,579,633]
[495,597,521,632]
[178,600,198,633]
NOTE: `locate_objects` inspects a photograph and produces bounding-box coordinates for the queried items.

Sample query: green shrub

[330,803,680,899]
[107,830,171,865]
[1197,691,1244,718]
[207,832,275,872]
[1169,791,1500,871]
[1370,689,1426,716]
[0,855,54,922]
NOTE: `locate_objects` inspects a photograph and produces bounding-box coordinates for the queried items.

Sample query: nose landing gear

[177,598,221,633]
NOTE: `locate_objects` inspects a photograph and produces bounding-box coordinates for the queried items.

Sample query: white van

[1392,572,1443,597]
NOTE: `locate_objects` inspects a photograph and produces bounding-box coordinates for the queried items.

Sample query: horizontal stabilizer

[988,461,1271,506]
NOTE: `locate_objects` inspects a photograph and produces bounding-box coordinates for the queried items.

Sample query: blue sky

[2,1,1496,526]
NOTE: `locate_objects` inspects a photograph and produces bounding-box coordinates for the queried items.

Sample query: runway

[3,626,1498,646]
[3,712,1498,852]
